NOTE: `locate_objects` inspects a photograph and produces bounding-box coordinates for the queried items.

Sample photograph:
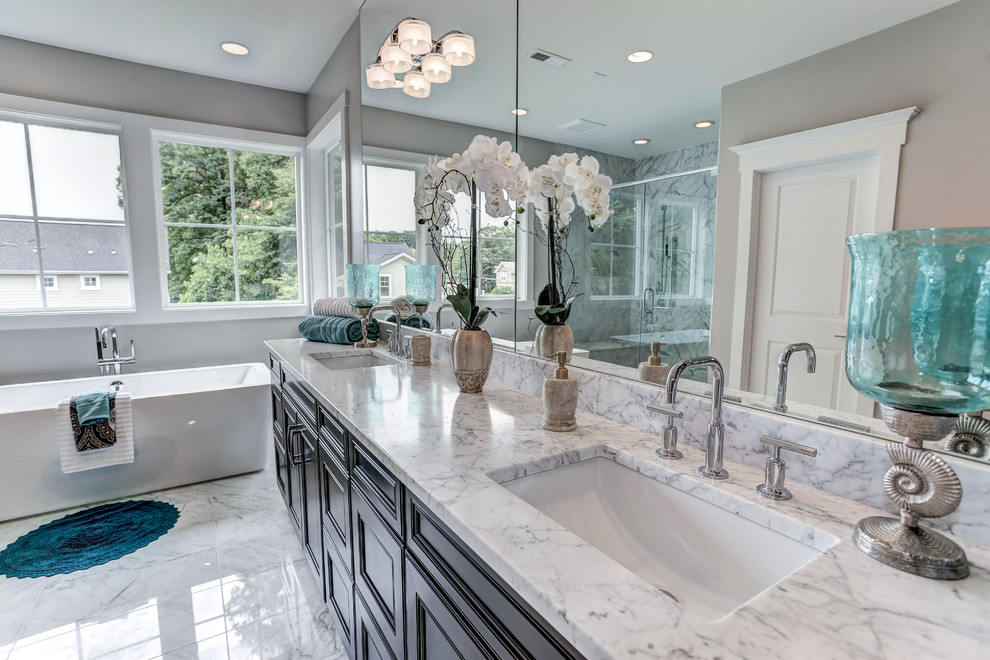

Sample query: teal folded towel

[298,315,380,344]
[73,391,110,425]
[384,314,434,330]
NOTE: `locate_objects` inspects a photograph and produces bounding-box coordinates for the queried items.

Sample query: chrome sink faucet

[434,302,453,334]
[664,355,729,480]
[369,305,402,356]
[95,326,136,376]
[773,342,816,413]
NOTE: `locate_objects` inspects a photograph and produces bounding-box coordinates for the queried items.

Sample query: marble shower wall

[417,327,990,548]
[550,141,718,369]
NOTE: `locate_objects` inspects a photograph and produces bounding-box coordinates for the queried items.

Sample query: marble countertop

[266,338,990,660]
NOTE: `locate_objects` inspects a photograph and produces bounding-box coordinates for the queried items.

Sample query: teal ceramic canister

[845,228,990,414]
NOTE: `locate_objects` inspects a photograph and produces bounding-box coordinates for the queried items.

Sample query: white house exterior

[367,242,415,301]
[0,219,131,310]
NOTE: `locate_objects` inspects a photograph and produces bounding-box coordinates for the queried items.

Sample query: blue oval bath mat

[0,500,179,578]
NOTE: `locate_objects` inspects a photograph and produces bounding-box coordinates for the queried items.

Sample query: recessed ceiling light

[220,42,249,56]
[627,50,654,63]
[512,108,528,116]
[695,120,715,129]
[632,138,651,145]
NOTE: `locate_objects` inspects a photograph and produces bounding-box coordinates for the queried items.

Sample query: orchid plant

[414,135,529,330]
[528,153,613,325]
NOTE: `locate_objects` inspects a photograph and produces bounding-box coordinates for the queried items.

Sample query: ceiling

[362,0,961,158]
[0,0,961,155]
[0,0,363,93]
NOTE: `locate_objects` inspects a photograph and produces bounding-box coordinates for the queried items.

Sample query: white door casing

[727,107,919,403]
[749,155,879,414]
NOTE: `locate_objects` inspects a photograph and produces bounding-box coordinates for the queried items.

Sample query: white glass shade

[420,53,451,83]
[380,41,412,73]
[403,71,431,98]
[441,33,475,66]
[397,19,432,55]
[365,63,394,90]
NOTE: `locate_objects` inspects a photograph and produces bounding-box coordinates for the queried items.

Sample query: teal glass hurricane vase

[346,263,380,349]
[404,265,438,311]
[845,228,990,414]
[346,264,381,309]
[844,227,990,581]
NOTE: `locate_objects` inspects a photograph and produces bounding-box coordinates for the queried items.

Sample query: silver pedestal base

[853,516,968,580]
[354,339,377,348]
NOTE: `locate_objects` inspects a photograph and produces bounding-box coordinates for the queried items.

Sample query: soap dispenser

[542,351,578,432]
[638,341,671,385]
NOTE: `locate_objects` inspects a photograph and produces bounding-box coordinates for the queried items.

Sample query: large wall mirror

[357,0,987,460]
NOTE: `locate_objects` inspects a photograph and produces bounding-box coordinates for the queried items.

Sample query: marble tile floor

[0,462,347,660]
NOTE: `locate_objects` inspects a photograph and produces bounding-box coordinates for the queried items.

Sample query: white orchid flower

[564,155,601,187]
[467,135,498,164]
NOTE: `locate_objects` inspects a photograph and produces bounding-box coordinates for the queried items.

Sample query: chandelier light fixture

[365,18,475,99]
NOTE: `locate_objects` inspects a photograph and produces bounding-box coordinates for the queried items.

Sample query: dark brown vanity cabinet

[269,355,583,660]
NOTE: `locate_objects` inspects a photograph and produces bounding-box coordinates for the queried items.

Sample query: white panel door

[748,155,879,415]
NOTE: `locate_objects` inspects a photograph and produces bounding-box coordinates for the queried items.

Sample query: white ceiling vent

[588,71,607,80]
[527,49,571,67]
[559,118,606,134]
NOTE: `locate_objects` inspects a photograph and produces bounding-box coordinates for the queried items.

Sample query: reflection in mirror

[358,0,989,463]
[359,0,524,344]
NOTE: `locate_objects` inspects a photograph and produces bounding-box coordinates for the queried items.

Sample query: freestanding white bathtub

[0,363,271,522]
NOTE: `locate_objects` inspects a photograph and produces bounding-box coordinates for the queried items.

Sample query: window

[441,192,517,298]
[0,115,132,311]
[155,136,301,306]
[589,186,639,297]
[380,274,392,298]
[81,275,101,289]
[363,163,418,268]
[327,142,346,297]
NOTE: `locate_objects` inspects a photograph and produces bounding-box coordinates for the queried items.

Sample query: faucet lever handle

[756,435,817,501]
[645,404,683,419]
[759,434,818,459]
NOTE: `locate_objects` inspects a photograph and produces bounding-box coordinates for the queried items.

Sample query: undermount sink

[501,457,835,621]
[313,352,401,370]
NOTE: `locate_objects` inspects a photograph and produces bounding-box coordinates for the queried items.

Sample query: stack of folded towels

[298,296,433,344]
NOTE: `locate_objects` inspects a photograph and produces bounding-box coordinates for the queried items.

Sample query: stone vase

[450,329,493,393]
[533,323,574,362]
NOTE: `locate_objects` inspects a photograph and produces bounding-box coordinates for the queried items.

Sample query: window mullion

[228,149,240,302]
[22,123,48,308]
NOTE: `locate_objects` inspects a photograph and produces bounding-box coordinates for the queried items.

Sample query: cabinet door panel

[353,485,404,659]
[301,423,321,580]
[321,441,351,571]
[407,555,496,660]
[356,592,397,660]
[325,529,354,658]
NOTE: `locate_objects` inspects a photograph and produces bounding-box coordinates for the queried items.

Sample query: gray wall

[307,16,365,264]
[0,35,306,135]
[0,36,324,385]
[710,0,990,360]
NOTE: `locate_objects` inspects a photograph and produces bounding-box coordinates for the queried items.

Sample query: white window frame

[0,92,308,332]
[379,273,392,298]
[362,146,531,306]
[152,131,305,310]
[589,184,642,300]
[80,275,101,290]
[2,109,134,314]
[38,275,59,291]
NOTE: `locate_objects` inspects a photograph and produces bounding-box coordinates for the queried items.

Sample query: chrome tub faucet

[773,342,816,413]
[95,326,136,376]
